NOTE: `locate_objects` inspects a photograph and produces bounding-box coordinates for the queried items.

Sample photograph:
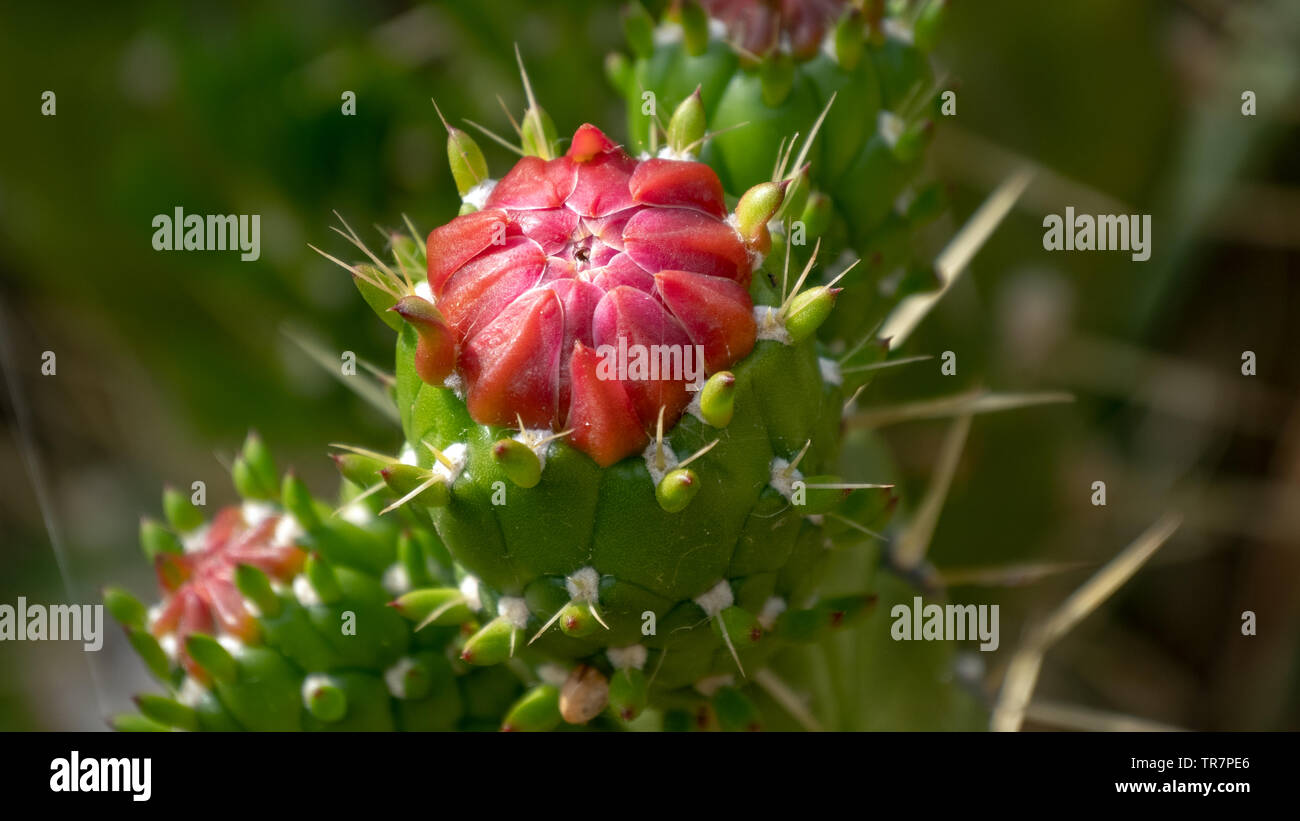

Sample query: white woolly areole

[414,279,435,303]
[398,443,419,467]
[694,673,735,697]
[458,575,483,612]
[241,501,276,528]
[758,596,788,631]
[180,523,210,554]
[820,28,838,61]
[877,266,905,297]
[301,673,333,703]
[217,634,246,658]
[432,442,469,484]
[818,357,842,386]
[641,438,680,486]
[883,18,914,45]
[146,603,164,632]
[157,633,179,661]
[754,305,793,345]
[694,580,734,617]
[607,644,648,671]
[513,426,557,471]
[769,456,803,501]
[243,598,262,619]
[497,596,529,629]
[655,145,697,162]
[894,186,916,216]
[176,676,207,708]
[954,651,986,686]
[565,567,601,603]
[684,389,707,424]
[273,513,305,549]
[878,110,905,149]
[384,657,416,698]
[463,179,496,211]
[537,663,569,688]
[724,213,767,272]
[339,501,373,527]
[653,17,727,47]
[653,25,682,46]
[382,563,411,596]
[293,573,323,607]
[443,371,465,398]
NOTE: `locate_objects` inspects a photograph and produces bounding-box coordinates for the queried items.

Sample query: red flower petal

[426,209,513,295]
[538,256,577,286]
[655,270,757,372]
[461,288,565,428]
[623,207,751,285]
[150,591,186,637]
[589,253,655,293]
[439,236,546,340]
[567,342,648,467]
[588,242,620,267]
[704,0,778,55]
[546,278,601,351]
[228,521,306,579]
[154,552,192,592]
[584,206,642,252]
[546,278,603,412]
[205,507,243,553]
[179,587,214,634]
[507,208,579,255]
[486,156,577,210]
[203,575,259,641]
[592,286,694,427]
[565,150,639,218]
[630,159,727,218]
[567,124,619,162]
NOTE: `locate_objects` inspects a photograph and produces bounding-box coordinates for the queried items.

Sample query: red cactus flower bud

[149,506,305,680]
[424,124,759,466]
[702,0,847,61]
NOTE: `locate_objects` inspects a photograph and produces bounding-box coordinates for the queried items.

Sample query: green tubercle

[303,675,348,723]
[655,468,701,513]
[162,486,204,533]
[667,86,707,154]
[139,518,182,561]
[185,633,238,684]
[698,371,736,427]
[502,683,562,732]
[492,438,542,489]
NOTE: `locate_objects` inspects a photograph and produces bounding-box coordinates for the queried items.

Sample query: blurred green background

[1,0,1297,730]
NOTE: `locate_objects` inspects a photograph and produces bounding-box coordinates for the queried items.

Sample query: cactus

[111,41,1007,733]
[107,432,532,731]
[608,0,952,343]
